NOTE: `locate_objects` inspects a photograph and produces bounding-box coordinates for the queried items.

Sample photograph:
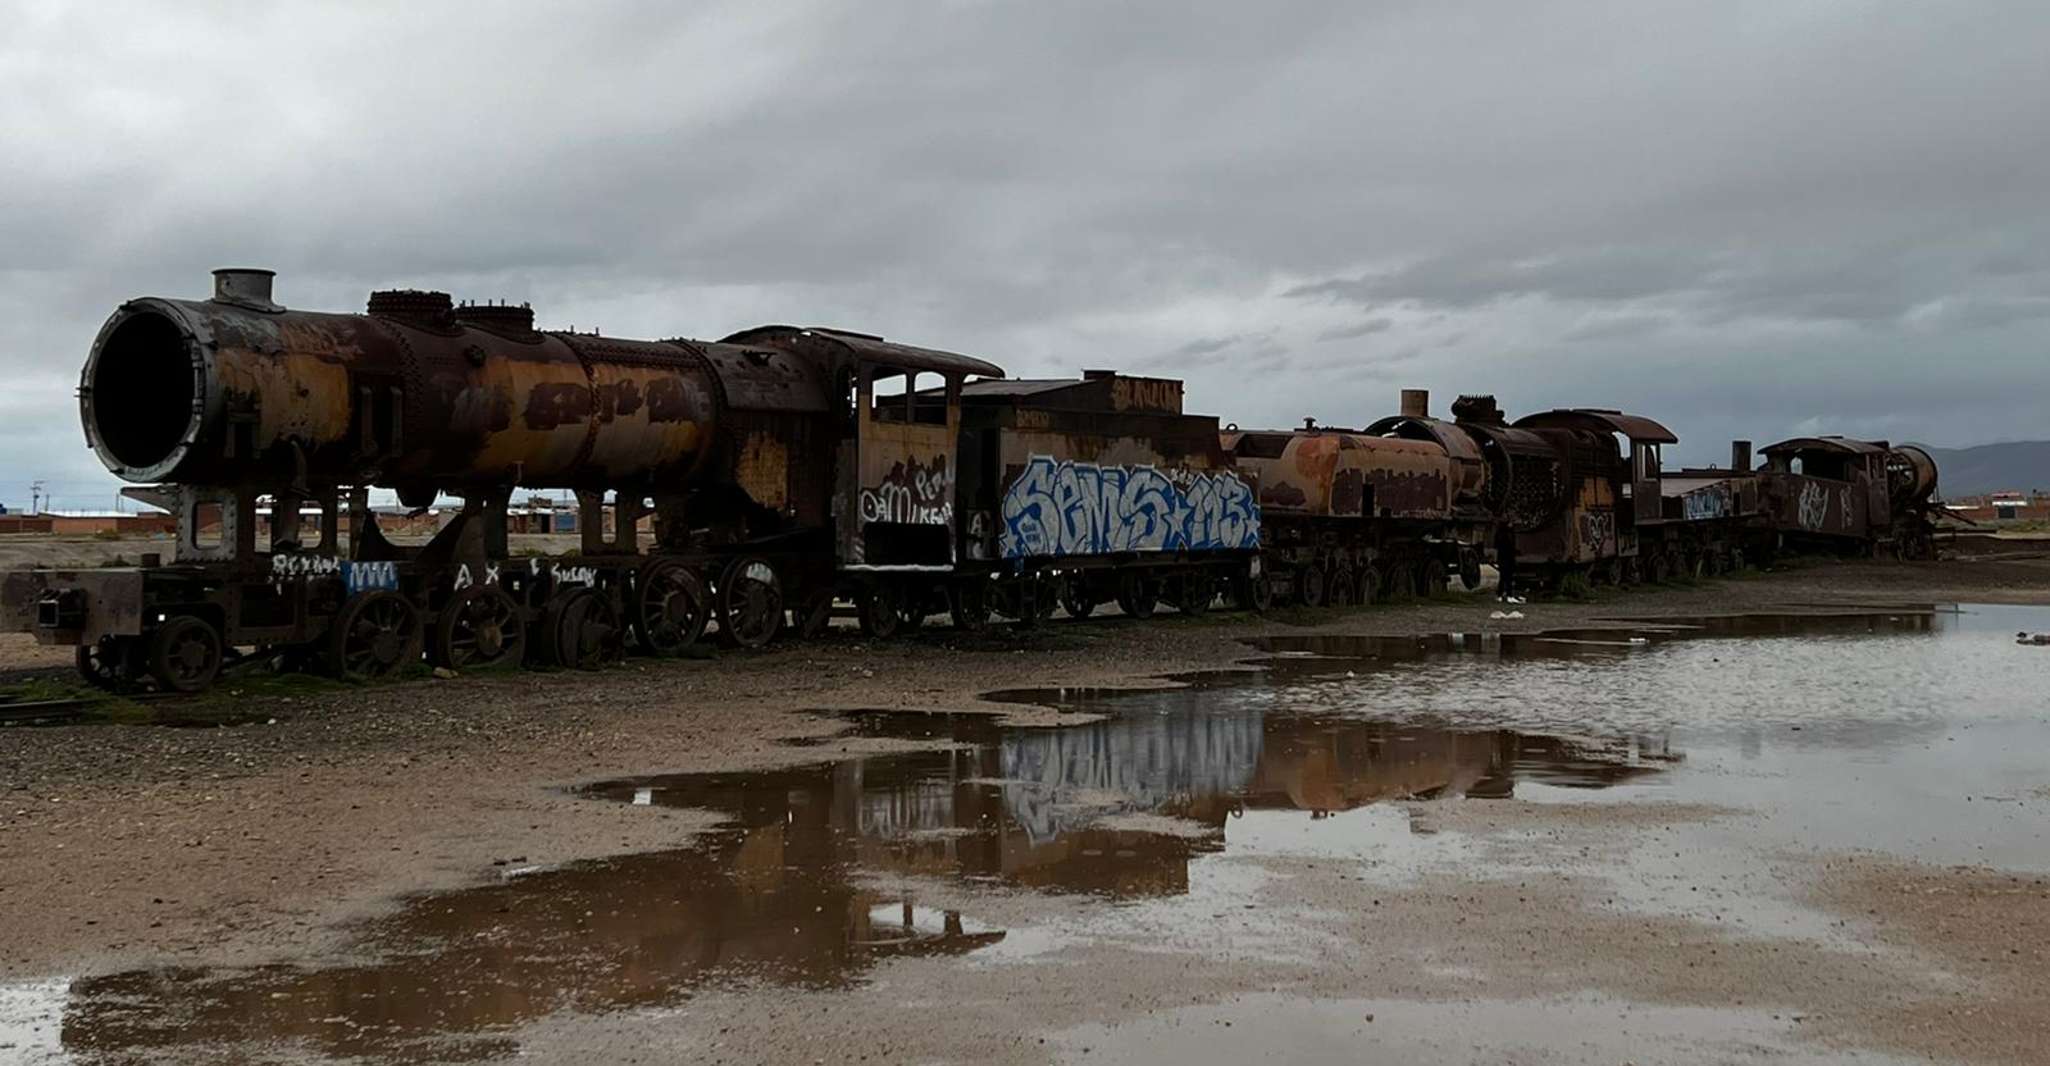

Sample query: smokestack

[1731,440,1753,472]
[211,268,279,311]
[1400,388,1429,419]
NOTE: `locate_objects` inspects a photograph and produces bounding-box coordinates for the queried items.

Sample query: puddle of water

[29,604,2050,1062]
[35,708,1654,1061]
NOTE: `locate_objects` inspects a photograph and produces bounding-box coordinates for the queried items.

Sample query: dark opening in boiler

[92,312,195,471]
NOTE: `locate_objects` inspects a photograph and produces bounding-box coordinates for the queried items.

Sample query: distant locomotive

[0,268,1943,693]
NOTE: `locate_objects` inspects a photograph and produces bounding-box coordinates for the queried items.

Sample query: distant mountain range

[1924,441,2050,497]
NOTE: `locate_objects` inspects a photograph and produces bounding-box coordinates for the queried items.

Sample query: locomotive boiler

[1224,389,1491,607]
[8,269,1005,690]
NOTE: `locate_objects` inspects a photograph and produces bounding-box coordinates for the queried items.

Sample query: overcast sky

[4,0,2046,510]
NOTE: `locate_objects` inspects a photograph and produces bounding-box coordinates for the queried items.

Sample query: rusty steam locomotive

[0,269,1942,693]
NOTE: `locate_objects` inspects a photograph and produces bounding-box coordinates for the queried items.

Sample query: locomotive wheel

[716,557,784,649]
[432,585,526,670]
[1114,572,1160,620]
[328,592,422,682]
[75,636,140,692]
[548,587,623,669]
[1000,574,1056,630]
[1297,565,1328,608]
[1418,561,1449,598]
[858,583,903,639]
[795,588,837,639]
[1326,568,1355,608]
[1382,562,1416,602]
[146,616,223,694]
[1233,568,1274,612]
[950,578,994,632]
[1061,579,1097,620]
[1175,571,1218,615]
[1644,551,1672,585]
[631,560,710,657]
[1024,576,1060,627]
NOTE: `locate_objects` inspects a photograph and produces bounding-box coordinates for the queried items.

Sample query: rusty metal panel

[1358,437,1452,519]
[693,341,833,413]
[1,569,145,641]
[1557,479,1613,562]
[732,429,792,511]
[1762,473,1868,537]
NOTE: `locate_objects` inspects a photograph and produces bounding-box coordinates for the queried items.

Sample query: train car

[953,370,1262,624]
[1228,388,1491,607]
[1755,436,1940,560]
[1649,439,1767,577]
[1436,395,1680,587]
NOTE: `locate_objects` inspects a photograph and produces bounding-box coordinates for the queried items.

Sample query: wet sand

[3,556,2049,1064]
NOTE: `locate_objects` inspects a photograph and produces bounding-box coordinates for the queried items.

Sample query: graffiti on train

[1683,483,1733,521]
[861,456,953,526]
[1797,482,1830,531]
[999,456,1261,559]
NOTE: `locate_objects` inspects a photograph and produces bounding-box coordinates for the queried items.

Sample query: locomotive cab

[722,326,1003,572]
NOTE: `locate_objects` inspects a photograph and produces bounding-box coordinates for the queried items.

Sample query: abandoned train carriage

[955,371,1262,623]
[1755,436,1940,560]
[1226,389,1491,608]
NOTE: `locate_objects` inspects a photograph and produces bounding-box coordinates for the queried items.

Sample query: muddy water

[11,604,2049,1063]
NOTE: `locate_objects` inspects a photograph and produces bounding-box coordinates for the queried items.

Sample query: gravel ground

[2,554,2048,1064]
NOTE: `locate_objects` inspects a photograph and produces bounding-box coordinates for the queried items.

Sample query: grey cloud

[3,1,2049,506]
[1316,317,1394,341]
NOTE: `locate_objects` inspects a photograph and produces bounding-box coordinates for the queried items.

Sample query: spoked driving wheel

[950,578,994,632]
[716,556,784,649]
[327,592,423,682]
[76,636,141,692]
[631,559,711,656]
[1297,565,1327,608]
[432,585,526,670]
[858,581,903,639]
[1114,571,1160,620]
[544,587,624,669]
[146,617,223,694]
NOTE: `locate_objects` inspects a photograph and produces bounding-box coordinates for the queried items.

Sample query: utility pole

[30,480,46,515]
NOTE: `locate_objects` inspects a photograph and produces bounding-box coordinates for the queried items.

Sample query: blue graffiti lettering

[342,560,399,594]
[998,456,1261,559]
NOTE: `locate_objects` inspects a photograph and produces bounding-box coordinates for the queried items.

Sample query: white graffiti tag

[1797,482,1830,531]
[450,563,503,591]
[550,562,598,587]
[860,457,954,526]
[270,554,341,580]
[998,456,1261,559]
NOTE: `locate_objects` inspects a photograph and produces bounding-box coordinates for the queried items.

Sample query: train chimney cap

[210,267,281,312]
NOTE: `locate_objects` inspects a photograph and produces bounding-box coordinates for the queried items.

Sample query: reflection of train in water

[57,697,1670,1061]
[1,268,1943,692]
